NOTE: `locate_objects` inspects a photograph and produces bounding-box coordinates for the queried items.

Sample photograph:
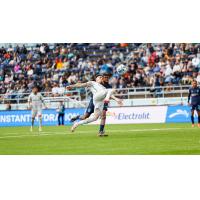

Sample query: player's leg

[38,110,42,131]
[61,114,64,125]
[58,114,61,126]
[98,102,108,136]
[191,106,195,127]
[197,105,200,127]
[71,109,101,132]
[97,90,114,136]
[70,99,94,122]
[71,107,101,132]
[30,110,36,132]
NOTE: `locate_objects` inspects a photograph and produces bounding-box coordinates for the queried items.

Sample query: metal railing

[0,85,190,104]
[0,85,190,109]
[84,85,190,100]
[0,90,82,104]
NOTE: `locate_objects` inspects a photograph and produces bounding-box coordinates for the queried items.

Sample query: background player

[188,80,200,127]
[28,86,47,132]
[67,75,121,133]
[57,101,65,126]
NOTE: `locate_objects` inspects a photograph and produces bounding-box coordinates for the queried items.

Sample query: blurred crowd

[1,43,200,100]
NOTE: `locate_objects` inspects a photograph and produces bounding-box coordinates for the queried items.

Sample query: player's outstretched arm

[67,82,89,90]
[110,95,123,106]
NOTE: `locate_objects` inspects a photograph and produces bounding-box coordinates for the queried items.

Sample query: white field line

[0,127,194,139]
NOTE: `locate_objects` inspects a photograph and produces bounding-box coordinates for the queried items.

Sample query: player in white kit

[28,86,47,132]
[67,75,122,132]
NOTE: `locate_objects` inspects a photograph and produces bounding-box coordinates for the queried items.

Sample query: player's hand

[28,106,32,110]
[45,106,48,109]
[188,102,190,106]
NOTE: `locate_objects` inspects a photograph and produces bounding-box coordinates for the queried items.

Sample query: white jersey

[87,81,109,111]
[28,92,44,110]
[87,81,107,96]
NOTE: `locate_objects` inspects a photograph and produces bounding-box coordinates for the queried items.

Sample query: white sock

[39,117,42,127]
[78,113,99,125]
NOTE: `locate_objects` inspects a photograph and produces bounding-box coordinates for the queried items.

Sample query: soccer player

[188,80,200,127]
[98,73,113,136]
[70,73,116,136]
[28,86,47,132]
[67,75,122,133]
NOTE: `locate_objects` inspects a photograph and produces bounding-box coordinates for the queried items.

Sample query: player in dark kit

[188,80,200,127]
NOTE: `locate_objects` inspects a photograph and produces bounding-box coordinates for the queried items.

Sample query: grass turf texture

[0,123,200,155]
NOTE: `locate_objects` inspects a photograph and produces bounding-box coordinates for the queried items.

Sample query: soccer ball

[116,64,128,75]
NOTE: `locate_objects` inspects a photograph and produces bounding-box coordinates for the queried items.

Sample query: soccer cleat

[70,115,80,123]
[39,126,42,132]
[97,131,108,137]
[30,126,33,132]
[71,122,79,132]
[192,124,195,128]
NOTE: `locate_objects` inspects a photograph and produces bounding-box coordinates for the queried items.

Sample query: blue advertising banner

[0,109,85,127]
[0,105,196,126]
[166,105,193,123]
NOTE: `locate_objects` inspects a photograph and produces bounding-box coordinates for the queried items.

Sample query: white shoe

[71,122,79,132]
[39,126,42,132]
[30,126,33,132]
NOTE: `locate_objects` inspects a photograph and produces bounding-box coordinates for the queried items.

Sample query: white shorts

[31,109,42,118]
[93,90,107,102]
[93,101,104,112]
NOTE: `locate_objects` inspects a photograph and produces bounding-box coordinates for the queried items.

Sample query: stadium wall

[0,106,194,127]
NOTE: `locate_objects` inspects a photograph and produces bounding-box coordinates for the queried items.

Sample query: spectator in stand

[164,62,173,83]
[197,72,200,84]
[192,54,200,69]
[1,43,200,102]
[52,82,60,97]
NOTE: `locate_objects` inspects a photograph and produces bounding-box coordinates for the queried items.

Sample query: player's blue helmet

[100,64,113,76]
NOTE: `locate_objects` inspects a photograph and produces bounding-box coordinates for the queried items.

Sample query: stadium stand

[0,43,200,108]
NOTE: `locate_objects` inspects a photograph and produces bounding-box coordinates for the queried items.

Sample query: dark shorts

[191,104,200,111]
[85,99,94,116]
[103,102,109,111]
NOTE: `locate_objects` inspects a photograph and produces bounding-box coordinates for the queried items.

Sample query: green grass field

[0,123,200,155]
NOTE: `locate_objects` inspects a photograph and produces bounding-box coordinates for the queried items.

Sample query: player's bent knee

[101,115,106,120]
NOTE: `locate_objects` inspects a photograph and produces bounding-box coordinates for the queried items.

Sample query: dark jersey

[101,82,112,89]
[101,82,112,111]
[188,87,200,105]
